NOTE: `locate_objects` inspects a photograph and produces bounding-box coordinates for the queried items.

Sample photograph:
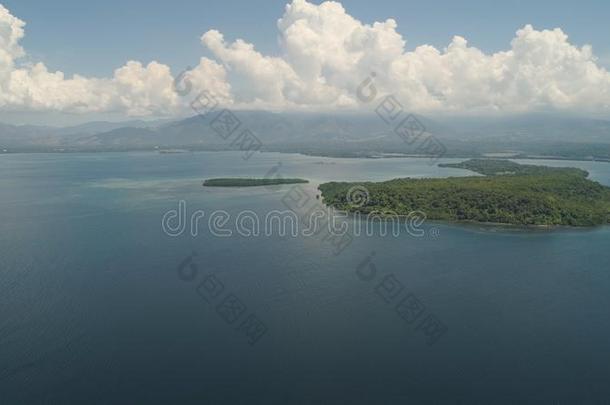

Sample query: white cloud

[201,0,610,114]
[1,0,610,116]
[0,4,231,116]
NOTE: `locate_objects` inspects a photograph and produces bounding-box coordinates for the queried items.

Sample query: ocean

[1,151,609,403]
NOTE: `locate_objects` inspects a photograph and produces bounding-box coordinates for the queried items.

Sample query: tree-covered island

[319,159,610,226]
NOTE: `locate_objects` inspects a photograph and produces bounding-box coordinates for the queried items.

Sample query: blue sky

[1,0,610,125]
[4,0,610,76]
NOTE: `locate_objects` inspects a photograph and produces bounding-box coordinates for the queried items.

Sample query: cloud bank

[1,0,610,116]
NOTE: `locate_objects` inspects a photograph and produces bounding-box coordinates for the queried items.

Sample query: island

[319,159,610,226]
[203,178,309,187]
[158,149,190,154]
[438,159,589,177]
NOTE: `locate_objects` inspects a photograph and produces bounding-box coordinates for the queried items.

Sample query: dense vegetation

[203,178,308,187]
[319,159,610,226]
[439,159,589,177]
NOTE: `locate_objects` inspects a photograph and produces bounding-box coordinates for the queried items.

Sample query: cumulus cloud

[202,0,610,114]
[1,0,610,116]
[0,3,231,116]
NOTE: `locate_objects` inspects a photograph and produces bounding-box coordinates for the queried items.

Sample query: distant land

[203,178,309,187]
[319,159,610,227]
[2,112,610,161]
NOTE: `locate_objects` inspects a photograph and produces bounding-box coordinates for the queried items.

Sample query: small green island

[319,159,610,226]
[203,178,309,187]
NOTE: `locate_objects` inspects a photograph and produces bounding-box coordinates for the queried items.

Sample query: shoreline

[1,148,609,164]
[322,208,608,232]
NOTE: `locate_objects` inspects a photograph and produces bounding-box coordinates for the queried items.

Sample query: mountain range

[2,112,610,159]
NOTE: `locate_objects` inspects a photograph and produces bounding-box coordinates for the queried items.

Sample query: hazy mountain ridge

[1,112,610,159]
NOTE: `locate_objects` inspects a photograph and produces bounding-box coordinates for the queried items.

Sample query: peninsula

[319,159,610,226]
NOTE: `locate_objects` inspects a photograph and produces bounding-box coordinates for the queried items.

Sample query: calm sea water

[1,151,610,404]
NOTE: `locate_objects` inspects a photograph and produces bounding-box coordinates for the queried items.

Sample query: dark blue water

[1,152,610,404]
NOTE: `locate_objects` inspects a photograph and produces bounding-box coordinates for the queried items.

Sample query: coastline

[1,148,610,164]
[319,207,608,232]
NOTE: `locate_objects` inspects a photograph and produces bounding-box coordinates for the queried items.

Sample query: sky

[1,0,610,125]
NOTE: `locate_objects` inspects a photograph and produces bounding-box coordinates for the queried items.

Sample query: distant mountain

[1,112,610,159]
[59,112,405,149]
[56,119,171,136]
[0,118,172,149]
[0,122,58,148]
[436,113,610,143]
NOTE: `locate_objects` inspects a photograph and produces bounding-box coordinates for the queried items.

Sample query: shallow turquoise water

[1,152,609,403]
